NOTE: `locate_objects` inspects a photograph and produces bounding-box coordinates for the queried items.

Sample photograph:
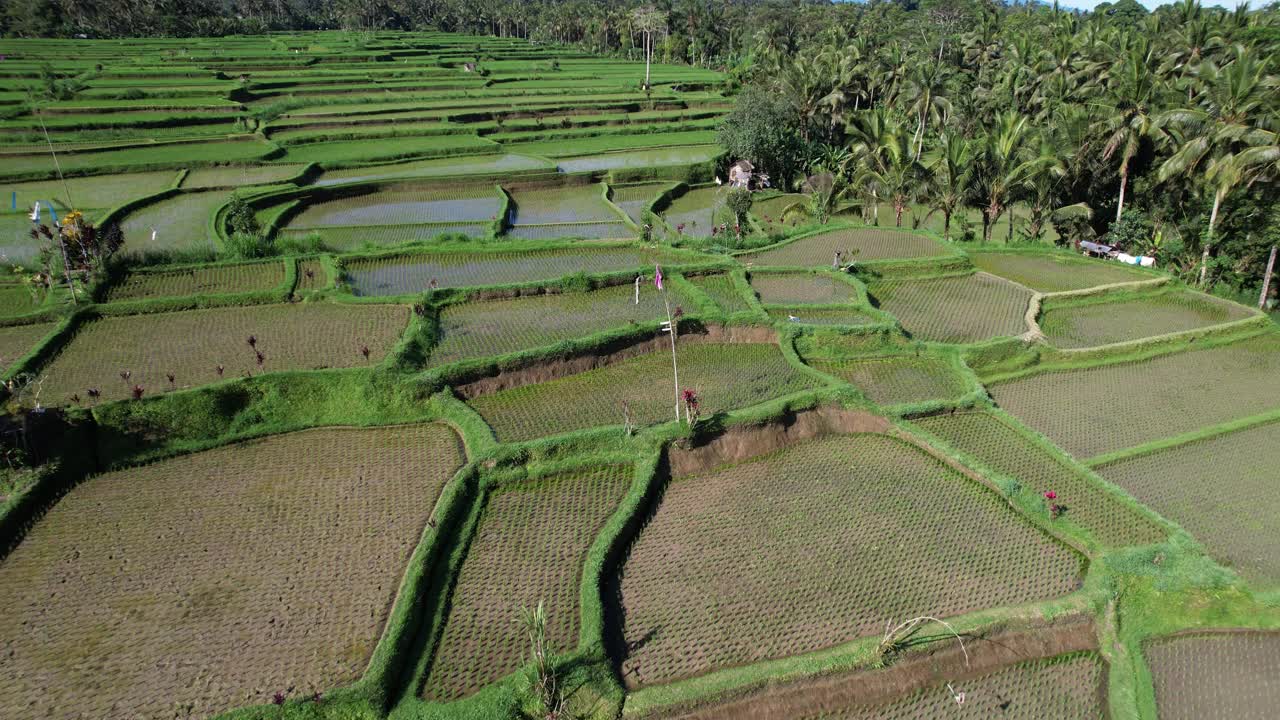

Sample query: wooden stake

[1260,246,1277,310]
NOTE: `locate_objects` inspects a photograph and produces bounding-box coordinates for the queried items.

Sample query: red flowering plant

[1044,490,1066,519]
[682,388,700,426]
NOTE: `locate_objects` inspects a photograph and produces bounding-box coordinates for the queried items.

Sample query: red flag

[654,264,663,291]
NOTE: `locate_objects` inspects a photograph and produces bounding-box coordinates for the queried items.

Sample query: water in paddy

[288,188,502,227]
[609,183,670,225]
[556,145,720,173]
[505,186,621,225]
[315,154,552,186]
[0,212,40,264]
[663,187,723,237]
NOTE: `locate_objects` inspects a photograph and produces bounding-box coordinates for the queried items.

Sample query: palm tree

[972,111,1047,243]
[1157,45,1273,285]
[848,113,921,227]
[1097,42,1161,222]
[923,133,973,241]
[904,62,952,161]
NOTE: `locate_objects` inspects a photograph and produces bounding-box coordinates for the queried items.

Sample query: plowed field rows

[421,466,631,701]
[1145,632,1280,720]
[913,412,1166,548]
[0,425,466,720]
[469,342,819,442]
[615,434,1083,687]
[870,273,1031,343]
[811,355,968,407]
[749,273,858,305]
[505,186,620,225]
[747,227,951,266]
[106,261,287,301]
[687,274,751,314]
[609,183,668,225]
[288,186,502,228]
[431,283,691,366]
[1040,291,1252,348]
[989,334,1280,460]
[1096,421,1280,584]
[182,164,305,188]
[0,321,56,370]
[971,252,1149,292]
[767,307,880,325]
[296,259,327,291]
[37,303,409,403]
[344,247,686,295]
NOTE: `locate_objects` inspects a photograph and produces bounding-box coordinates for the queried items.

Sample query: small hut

[463,62,478,73]
[728,160,754,189]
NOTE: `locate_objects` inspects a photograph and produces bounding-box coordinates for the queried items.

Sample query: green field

[0,26,1275,720]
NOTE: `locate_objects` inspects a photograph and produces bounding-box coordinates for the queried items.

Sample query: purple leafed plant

[247,335,257,348]
[131,385,144,400]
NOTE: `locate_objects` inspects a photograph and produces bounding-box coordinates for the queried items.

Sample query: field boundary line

[1084,408,1280,469]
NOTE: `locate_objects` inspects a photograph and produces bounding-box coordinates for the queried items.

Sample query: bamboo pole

[1259,246,1277,310]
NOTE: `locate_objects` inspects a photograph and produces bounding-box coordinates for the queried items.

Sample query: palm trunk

[982,212,992,243]
[1007,211,1014,242]
[1115,169,1127,223]
[943,209,952,241]
[1200,189,1223,287]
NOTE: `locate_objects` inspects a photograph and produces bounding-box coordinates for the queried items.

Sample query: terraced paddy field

[869,272,1032,343]
[767,307,882,325]
[119,190,232,256]
[661,187,722,238]
[686,273,752,313]
[505,185,621,226]
[421,465,631,701]
[609,182,670,225]
[36,302,409,403]
[105,260,288,301]
[288,185,503,228]
[556,145,719,173]
[430,283,691,366]
[1096,421,1280,584]
[749,272,859,305]
[0,321,57,370]
[1040,291,1254,349]
[181,164,305,189]
[614,433,1083,688]
[468,342,819,442]
[665,647,1106,720]
[313,154,553,186]
[811,355,969,407]
[913,412,1166,548]
[344,246,691,295]
[989,334,1280,460]
[0,424,465,720]
[971,251,1152,292]
[1144,632,1280,720]
[747,227,953,266]
[1,171,179,212]
[283,221,490,249]
[0,285,42,318]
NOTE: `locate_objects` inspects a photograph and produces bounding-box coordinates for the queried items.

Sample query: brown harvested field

[614,433,1083,688]
[748,273,859,305]
[971,252,1149,292]
[421,466,632,701]
[869,272,1032,344]
[1039,291,1253,349]
[1096,421,1280,584]
[0,425,465,720]
[746,227,951,266]
[810,355,969,407]
[988,334,1280,460]
[1145,632,1280,720]
[912,412,1166,549]
[0,321,57,371]
[105,260,288,301]
[36,302,410,404]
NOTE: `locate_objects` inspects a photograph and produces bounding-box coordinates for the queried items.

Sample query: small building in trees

[728,160,754,189]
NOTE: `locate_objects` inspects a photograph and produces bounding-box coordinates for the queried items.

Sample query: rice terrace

[0,2,1279,719]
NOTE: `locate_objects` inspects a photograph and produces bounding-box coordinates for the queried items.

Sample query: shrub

[223,231,274,259]
[725,188,753,227]
[226,195,261,238]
